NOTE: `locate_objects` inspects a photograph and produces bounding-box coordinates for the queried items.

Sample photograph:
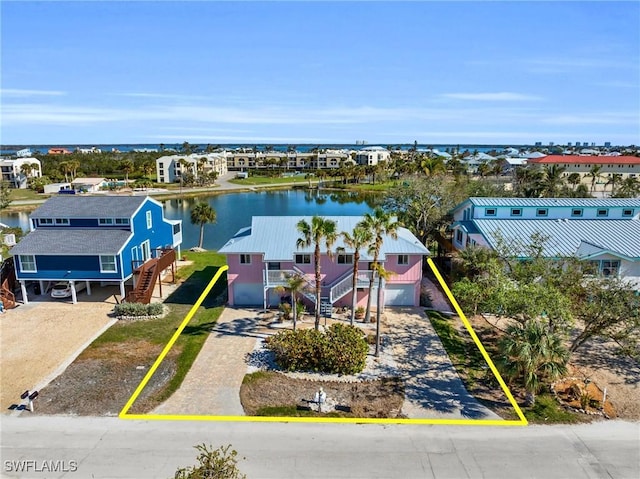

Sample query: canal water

[1,189,381,250]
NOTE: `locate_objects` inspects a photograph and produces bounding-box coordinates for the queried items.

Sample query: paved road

[1,416,638,478]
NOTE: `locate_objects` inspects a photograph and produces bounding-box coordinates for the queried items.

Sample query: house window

[536,208,548,217]
[99,218,114,225]
[485,208,497,216]
[601,260,620,277]
[115,218,130,225]
[240,254,251,264]
[19,255,36,272]
[267,262,280,270]
[295,254,311,264]
[398,254,409,265]
[622,209,634,217]
[39,218,53,225]
[571,208,583,217]
[337,254,353,264]
[172,223,181,234]
[510,208,522,217]
[456,230,463,244]
[99,255,117,273]
[55,218,69,225]
[597,209,608,217]
[146,211,152,229]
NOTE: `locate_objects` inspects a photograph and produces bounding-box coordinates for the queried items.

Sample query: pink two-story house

[218,216,430,309]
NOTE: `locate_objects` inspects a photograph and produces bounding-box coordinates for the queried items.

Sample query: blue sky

[1,1,639,145]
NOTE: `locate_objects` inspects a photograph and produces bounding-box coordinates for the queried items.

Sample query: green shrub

[174,444,246,479]
[114,302,164,318]
[265,324,368,375]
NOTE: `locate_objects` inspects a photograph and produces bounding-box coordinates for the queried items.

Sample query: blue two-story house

[10,196,182,304]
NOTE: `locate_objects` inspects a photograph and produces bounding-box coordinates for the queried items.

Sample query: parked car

[50,281,87,299]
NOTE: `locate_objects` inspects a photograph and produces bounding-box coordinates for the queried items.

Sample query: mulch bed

[240,371,405,418]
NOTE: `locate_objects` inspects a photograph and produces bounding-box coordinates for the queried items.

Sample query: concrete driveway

[0,285,119,411]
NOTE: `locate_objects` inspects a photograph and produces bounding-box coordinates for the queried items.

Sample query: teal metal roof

[219,216,430,261]
[473,219,640,259]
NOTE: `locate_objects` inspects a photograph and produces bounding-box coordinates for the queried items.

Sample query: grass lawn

[228,176,317,186]
[6,188,50,202]
[86,250,228,411]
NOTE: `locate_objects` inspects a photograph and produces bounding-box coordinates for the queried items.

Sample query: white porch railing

[329,270,374,304]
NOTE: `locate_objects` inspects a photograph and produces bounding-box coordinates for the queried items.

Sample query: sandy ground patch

[0,287,118,411]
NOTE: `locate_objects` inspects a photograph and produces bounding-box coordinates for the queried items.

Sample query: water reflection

[1,189,382,250]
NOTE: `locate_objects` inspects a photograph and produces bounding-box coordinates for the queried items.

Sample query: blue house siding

[16,254,122,281]
[129,200,175,255]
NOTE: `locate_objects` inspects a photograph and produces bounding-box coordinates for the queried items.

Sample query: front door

[141,240,151,262]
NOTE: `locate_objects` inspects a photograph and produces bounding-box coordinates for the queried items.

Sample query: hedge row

[265,324,368,375]
[113,302,164,317]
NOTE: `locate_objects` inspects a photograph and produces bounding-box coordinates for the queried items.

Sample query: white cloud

[440,92,543,102]
[1,89,66,97]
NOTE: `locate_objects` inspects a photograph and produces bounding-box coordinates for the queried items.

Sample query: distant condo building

[155,153,229,184]
[0,157,42,189]
[355,146,391,166]
[225,150,351,171]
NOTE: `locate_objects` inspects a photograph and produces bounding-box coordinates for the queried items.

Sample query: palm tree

[606,174,623,197]
[19,162,35,179]
[296,216,339,330]
[497,320,569,405]
[587,165,603,194]
[420,156,445,177]
[541,165,566,197]
[190,202,217,249]
[477,161,491,178]
[59,161,72,182]
[372,263,393,357]
[121,160,134,184]
[275,272,306,331]
[341,224,373,325]
[68,160,80,181]
[360,208,399,323]
[618,176,640,198]
[566,173,581,191]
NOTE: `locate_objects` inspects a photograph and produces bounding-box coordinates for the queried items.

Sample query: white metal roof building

[449,198,640,289]
[220,216,429,261]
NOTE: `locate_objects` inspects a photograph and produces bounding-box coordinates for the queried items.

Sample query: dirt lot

[0,286,118,411]
[470,314,640,421]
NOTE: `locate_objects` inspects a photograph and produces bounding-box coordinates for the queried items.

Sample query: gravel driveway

[1,286,118,412]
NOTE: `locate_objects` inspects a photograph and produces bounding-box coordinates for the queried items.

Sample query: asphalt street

[1,416,638,478]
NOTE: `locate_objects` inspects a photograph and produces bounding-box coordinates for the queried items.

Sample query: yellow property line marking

[119,265,229,418]
[120,260,527,426]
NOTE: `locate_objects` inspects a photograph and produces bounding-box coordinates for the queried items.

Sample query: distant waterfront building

[225,150,349,171]
[156,153,229,184]
[355,146,391,166]
[16,148,32,158]
[604,142,612,148]
[48,147,72,155]
[76,147,102,154]
[0,157,42,189]
[527,155,640,196]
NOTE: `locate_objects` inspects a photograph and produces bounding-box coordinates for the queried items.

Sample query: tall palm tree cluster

[294,208,399,357]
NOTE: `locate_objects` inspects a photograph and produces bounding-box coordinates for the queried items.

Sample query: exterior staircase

[0,258,17,310]
[125,248,176,304]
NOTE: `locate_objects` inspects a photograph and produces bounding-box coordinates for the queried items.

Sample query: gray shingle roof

[219,216,430,261]
[30,196,147,219]
[10,229,132,255]
[473,219,640,259]
[468,197,640,208]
